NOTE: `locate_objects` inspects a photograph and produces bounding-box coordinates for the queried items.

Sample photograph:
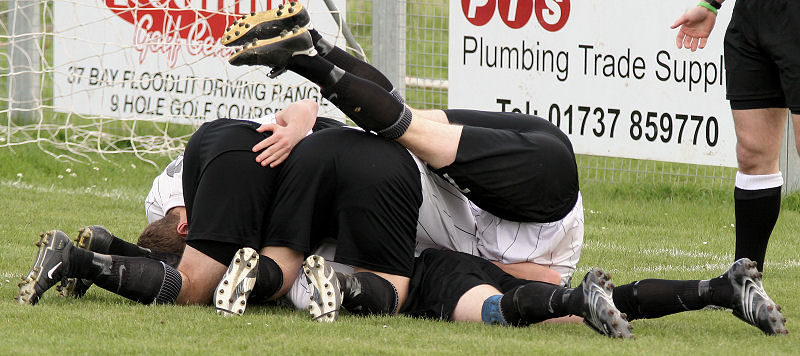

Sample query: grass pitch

[1,146,798,355]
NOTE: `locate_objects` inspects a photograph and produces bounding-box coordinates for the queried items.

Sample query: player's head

[137,206,188,256]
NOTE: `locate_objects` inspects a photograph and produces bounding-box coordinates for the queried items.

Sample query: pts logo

[462,0,570,32]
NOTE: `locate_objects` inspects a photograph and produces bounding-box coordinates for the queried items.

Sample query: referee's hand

[670,5,718,52]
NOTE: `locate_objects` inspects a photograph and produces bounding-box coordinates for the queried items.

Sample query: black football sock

[83,232,181,268]
[321,72,411,138]
[734,184,781,272]
[86,255,182,304]
[286,54,338,88]
[612,279,707,320]
[67,246,111,279]
[287,55,411,138]
[499,282,569,326]
[248,255,284,301]
[699,276,734,308]
[307,28,398,96]
[147,249,182,269]
[338,272,398,315]
[108,236,151,258]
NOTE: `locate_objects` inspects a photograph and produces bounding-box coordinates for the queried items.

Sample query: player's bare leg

[394,114,460,169]
[175,246,227,305]
[452,284,503,322]
[734,108,786,174]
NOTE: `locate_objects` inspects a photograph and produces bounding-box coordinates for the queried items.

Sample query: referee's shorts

[724,0,800,114]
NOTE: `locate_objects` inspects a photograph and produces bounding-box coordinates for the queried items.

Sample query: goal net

[1,0,359,161]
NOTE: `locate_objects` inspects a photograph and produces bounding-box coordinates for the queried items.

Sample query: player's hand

[251,100,318,167]
[252,122,304,167]
[670,6,718,51]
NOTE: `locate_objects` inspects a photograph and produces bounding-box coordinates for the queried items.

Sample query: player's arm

[252,99,319,167]
[670,0,724,51]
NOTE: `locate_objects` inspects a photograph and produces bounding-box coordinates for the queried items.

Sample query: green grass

[1,147,799,355]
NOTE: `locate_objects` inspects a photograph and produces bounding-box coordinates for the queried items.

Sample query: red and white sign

[462,0,569,31]
[54,0,347,123]
[106,0,237,68]
[450,0,738,167]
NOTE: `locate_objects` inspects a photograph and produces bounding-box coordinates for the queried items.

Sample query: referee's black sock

[287,55,411,139]
[248,256,284,301]
[307,28,403,103]
[338,272,398,315]
[734,183,781,272]
[498,282,568,326]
